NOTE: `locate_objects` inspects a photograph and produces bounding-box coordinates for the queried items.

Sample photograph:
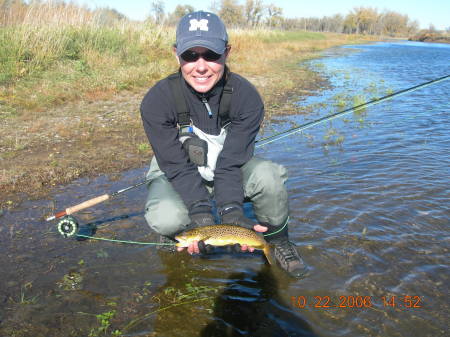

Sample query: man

[140,11,307,277]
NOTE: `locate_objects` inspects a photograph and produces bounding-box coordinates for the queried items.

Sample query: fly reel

[56,215,79,238]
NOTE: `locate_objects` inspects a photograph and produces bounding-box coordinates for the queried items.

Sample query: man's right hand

[189,210,215,228]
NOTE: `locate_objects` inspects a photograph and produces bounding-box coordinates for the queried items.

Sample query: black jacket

[140,71,264,209]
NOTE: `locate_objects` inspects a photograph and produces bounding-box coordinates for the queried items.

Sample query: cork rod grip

[65,194,110,215]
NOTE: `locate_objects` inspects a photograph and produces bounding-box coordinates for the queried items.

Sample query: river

[0,41,449,337]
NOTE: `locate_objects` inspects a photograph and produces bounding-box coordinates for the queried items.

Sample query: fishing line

[75,234,172,245]
[74,217,290,245]
[50,74,449,245]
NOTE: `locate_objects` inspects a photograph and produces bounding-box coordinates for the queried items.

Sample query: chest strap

[219,79,233,127]
[168,73,191,130]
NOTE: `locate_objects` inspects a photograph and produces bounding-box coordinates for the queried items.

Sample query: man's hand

[220,203,268,253]
[238,224,267,252]
[177,200,215,254]
[189,200,215,227]
[177,239,213,254]
[220,203,255,229]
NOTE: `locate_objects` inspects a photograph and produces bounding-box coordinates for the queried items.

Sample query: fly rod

[255,74,450,147]
[46,180,149,221]
[46,74,450,225]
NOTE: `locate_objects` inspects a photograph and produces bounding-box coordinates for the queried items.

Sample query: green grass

[261,30,327,43]
[0,21,174,110]
[88,310,121,337]
[0,23,170,81]
[19,284,39,305]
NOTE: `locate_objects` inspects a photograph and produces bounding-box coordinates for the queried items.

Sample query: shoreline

[0,33,379,210]
[408,32,450,44]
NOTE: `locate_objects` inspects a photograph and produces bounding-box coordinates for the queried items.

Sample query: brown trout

[175,224,274,265]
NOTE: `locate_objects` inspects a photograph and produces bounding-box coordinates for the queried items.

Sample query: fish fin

[263,245,275,265]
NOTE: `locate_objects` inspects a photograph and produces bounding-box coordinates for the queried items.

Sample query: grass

[0,1,173,109]
[261,30,327,43]
[121,281,219,333]
[18,282,39,305]
[1,23,173,110]
[0,1,380,208]
[88,310,121,337]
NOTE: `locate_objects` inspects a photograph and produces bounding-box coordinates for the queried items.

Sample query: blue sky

[83,0,449,30]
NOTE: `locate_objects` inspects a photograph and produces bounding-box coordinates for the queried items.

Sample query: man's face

[176,46,229,93]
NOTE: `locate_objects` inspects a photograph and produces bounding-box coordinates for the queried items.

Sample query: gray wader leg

[144,158,191,237]
[241,156,289,226]
[144,156,288,236]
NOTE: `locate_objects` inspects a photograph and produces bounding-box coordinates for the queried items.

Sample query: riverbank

[408,31,450,44]
[0,31,378,209]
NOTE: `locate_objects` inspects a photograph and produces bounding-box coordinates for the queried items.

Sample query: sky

[83,0,449,30]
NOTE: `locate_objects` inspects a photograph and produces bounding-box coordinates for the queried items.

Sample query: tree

[380,11,409,36]
[343,13,357,34]
[173,4,195,17]
[167,4,195,25]
[326,14,344,33]
[208,0,220,14]
[218,0,245,27]
[407,19,419,35]
[94,7,127,25]
[353,7,379,34]
[149,0,165,24]
[244,0,264,28]
[266,3,282,28]
[428,23,437,33]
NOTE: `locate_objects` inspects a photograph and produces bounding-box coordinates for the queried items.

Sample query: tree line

[151,0,424,37]
[1,0,443,37]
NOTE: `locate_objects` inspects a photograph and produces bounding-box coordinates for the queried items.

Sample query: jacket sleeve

[214,77,264,207]
[140,82,210,209]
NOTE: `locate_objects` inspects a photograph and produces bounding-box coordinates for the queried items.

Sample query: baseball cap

[175,11,228,56]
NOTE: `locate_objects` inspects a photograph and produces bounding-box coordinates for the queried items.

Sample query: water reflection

[201,266,316,337]
[135,251,317,337]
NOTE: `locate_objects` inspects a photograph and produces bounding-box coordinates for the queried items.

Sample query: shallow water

[1,41,449,337]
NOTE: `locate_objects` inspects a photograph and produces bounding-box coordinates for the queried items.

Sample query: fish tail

[263,245,275,265]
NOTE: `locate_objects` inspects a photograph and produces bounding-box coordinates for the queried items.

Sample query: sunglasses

[180,49,223,62]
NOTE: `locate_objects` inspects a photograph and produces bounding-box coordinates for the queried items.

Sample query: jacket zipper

[201,96,213,118]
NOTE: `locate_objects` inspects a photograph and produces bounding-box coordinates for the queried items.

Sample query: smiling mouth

[193,76,211,82]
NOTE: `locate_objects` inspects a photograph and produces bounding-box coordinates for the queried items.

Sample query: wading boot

[264,222,308,278]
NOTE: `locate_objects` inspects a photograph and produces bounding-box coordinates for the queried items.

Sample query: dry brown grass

[0,4,380,208]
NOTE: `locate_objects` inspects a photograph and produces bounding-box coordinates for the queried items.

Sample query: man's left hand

[220,203,268,253]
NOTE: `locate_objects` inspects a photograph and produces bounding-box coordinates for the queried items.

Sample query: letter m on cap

[189,19,209,31]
